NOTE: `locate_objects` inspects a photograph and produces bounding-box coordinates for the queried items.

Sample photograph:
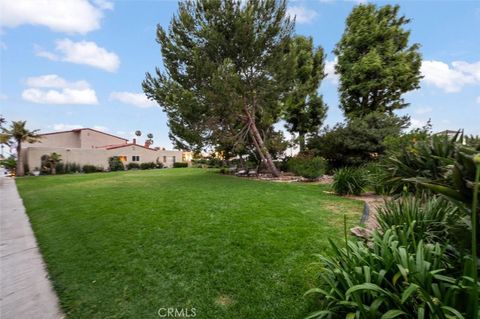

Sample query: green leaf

[381,310,407,319]
[441,306,465,319]
[346,313,356,319]
[305,310,333,319]
[346,283,388,296]
[401,283,419,303]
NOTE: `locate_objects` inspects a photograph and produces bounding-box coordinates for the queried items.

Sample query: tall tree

[334,4,422,118]
[2,121,41,176]
[143,0,295,176]
[284,35,327,152]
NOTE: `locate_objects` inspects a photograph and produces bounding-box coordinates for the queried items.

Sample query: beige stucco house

[21,128,188,171]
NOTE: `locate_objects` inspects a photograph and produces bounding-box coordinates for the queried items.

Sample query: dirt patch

[215,295,235,307]
[237,173,334,184]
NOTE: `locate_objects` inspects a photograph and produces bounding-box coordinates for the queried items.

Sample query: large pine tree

[283,35,327,152]
[143,0,295,176]
[334,4,422,118]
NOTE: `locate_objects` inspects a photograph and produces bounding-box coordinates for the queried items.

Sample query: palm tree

[46,152,62,175]
[2,121,41,176]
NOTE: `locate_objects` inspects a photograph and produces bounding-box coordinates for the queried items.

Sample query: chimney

[144,141,149,148]
[133,138,136,144]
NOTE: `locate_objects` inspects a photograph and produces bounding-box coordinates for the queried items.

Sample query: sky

[0,0,479,150]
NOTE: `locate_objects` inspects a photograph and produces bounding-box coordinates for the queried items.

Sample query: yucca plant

[306,229,476,319]
[332,167,368,195]
[381,133,459,194]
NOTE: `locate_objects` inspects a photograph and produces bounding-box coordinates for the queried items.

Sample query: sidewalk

[0,177,64,319]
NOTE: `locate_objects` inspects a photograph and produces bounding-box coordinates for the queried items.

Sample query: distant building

[434,129,466,144]
[21,128,187,170]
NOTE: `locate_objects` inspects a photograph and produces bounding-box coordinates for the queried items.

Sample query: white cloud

[22,74,98,105]
[93,0,114,10]
[325,58,339,84]
[414,107,433,115]
[25,74,89,89]
[109,92,157,108]
[410,118,427,129]
[0,0,113,34]
[52,124,84,131]
[36,39,120,72]
[421,60,480,93]
[286,6,318,24]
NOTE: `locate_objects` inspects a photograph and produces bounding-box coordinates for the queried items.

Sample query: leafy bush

[363,162,390,195]
[287,156,326,180]
[308,113,409,169]
[332,167,367,195]
[126,162,140,170]
[381,133,459,194]
[306,229,474,319]
[140,162,156,170]
[82,165,102,173]
[64,162,81,173]
[155,162,164,169]
[173,162,188,168]
[0,156,16,170]
[377,195,469,254]
[108,156,124,171]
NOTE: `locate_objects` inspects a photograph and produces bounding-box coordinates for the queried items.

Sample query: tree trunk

[243,103,280,177]
[298,134,305,153]
[16,141,24,176]
[51,164,56,175]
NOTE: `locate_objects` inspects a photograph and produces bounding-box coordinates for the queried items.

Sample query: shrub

[173,162,188,168]
[377,195,469,254]
[306,229,474,319]
[332,167,367,195]
[140,162,156,170]
[82,165,100,173]
[307,112,409,169]
[363,162,392,195]
[108,156,124,171]
[126,162,140,170]
[64,162,81,173]
[287,156,326,180]
[0,156,16,170]
[155,162,164,169]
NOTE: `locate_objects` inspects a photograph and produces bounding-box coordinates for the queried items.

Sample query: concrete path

[0,177,64,319]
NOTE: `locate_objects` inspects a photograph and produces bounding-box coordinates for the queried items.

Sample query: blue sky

[1,0,479,150]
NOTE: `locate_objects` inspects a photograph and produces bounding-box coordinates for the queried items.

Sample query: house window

[172,156,176,163]
[119,156,127,162]
[163,156,167,163]
[132,156,140,162]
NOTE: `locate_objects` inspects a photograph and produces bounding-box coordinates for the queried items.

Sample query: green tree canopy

[143,0,296,176]
[334,4,422,118]
[2,120,41,176]
[283,35,328,152]
[308,112,410,169]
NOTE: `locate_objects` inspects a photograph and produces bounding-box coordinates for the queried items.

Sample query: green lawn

[16,168,362,319]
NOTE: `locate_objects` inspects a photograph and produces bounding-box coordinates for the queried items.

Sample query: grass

[16,168,363,319]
